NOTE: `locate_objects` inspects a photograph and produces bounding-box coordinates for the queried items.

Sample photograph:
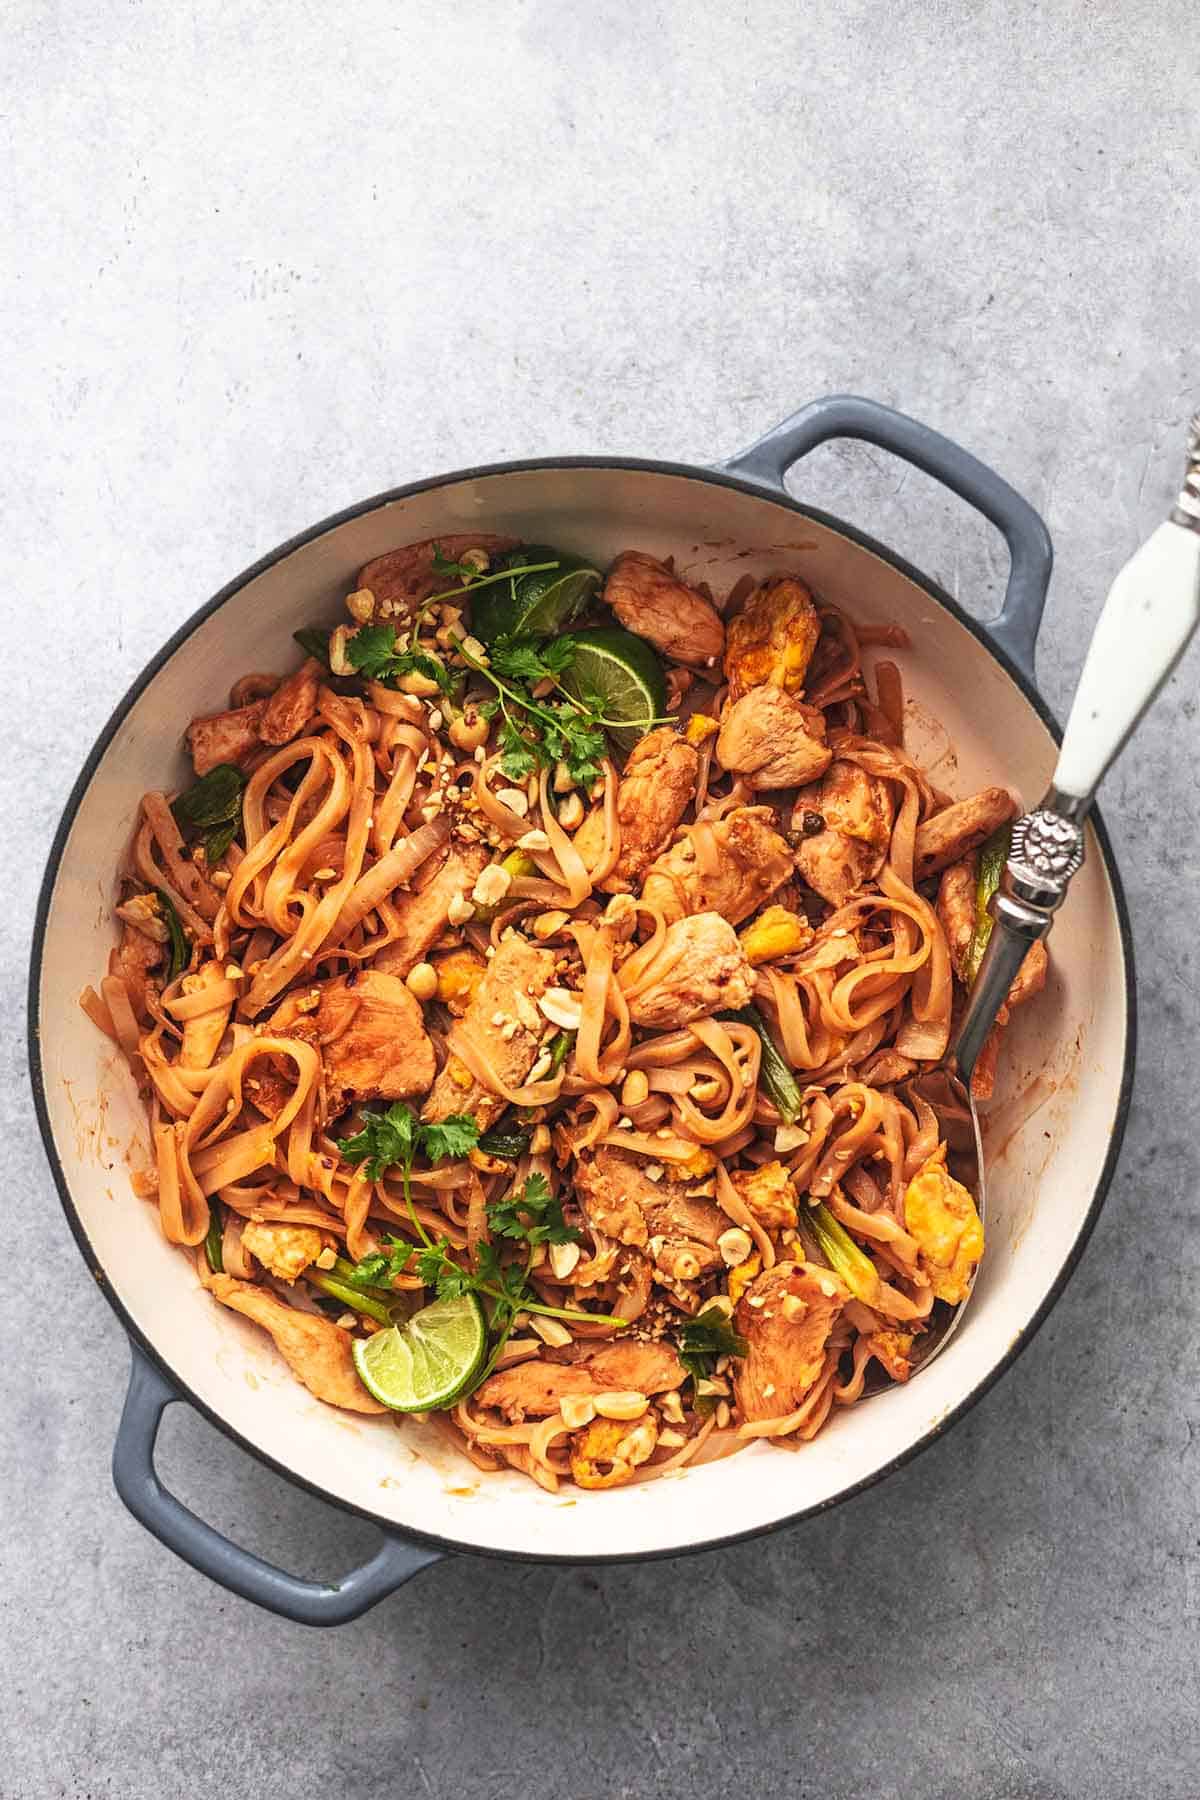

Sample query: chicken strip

[626,912,754,1029]
[476,1339,685,1421]
[914,787,1016,881]
[591,727,700,891]
[732,1261,849,1423]
[422,934,557,1129]
[185,700,267,775]
[604,551,725,669]
[724,577,822,700]
[272,969,435,1113]
[936,853,978,981]
[641,805,793,926]
[729,1161,798,1231]
[716,686,832,790]
[112,920,165,1021]
[357,533,518,617]
[373,840,490,977]
[209,1275,387,1413]
[794,758,895,907]
[258,657,324,746]
[572,1147,727,1272]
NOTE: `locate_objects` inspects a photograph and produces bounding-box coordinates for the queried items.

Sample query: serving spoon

[905,411,1200,1372]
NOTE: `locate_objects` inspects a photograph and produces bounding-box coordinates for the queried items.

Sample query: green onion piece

[722,1005,802,1122]
[965,824,1013,982]
[155,889,188,982]
[549,1030,574,1073]
[808,1201,881,1307]
[307,1271,395,1326]
[477,1123,534,1160]
[203,1202,224,1273]
[203,817,239,865]
[293,627,332,666]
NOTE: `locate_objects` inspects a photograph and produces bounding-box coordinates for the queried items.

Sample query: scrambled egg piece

[724,577,822,698]
[434,947,487,1015]
[570,1416,659,1489]
[739,905,813,967]
[684,712,720,746]
[903,1153,984,1305]
[240,1221,324,1283]
[730,1160,798,1231]
[727,1251,761,1307]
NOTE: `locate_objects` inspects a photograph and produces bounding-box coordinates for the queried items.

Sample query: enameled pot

[29,397,1135,1624]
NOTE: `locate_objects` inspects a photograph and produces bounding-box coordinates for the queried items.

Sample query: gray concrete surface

[3,2,1199,1795]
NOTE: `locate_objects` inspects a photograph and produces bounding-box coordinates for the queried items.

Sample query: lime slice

[352,1292,486,1411]
[470,545,602,643]
[559,627,668,753]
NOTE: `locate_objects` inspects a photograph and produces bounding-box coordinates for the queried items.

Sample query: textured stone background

[4,3,1199,1796]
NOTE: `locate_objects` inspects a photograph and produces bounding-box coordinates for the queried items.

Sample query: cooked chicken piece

[571,1415,660,1489]
[432,946,488,1016]
[373,841,490,977]
[272,969,435,1113]
[185,700,267,776]
[178,962,233,1069]
[739,904,813,966]
[475,1338,685,1421]
[422,935,556,1129]
[732,1261,849,1422]
[572,1148,727,1274]
[597,727,700,891]
[914,787,1016,881]
[604,551,725,669]
[209,1275,387,1412]
[240,1221,324,1282]
[356,533,518,618]
[937,853,978,982]
[902,1151,984,1304]
[724,577,822,699]
[729,1161,798,1231]
[794,758,895,906]
[968,938,1049,1101]
[112,920,165,1020]
[258,657,323,746]
[626,912,753,1029]
[641,805,793,926]
[716,686,832,790]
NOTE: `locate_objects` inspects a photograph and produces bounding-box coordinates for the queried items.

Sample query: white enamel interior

[36,465,1130,1560]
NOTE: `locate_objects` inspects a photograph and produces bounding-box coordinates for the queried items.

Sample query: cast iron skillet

[28,396,1136,1623]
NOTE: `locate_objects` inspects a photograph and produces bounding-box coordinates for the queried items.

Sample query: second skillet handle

[113,1346,443,1626]
[719,395,1053,684]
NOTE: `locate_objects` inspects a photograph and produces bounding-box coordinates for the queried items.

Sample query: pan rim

[27,452,1137,1567]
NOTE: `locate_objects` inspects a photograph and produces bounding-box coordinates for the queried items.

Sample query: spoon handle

[955,415,1200,1082]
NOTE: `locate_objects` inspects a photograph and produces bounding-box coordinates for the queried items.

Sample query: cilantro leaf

[420,1115,480,1163]
[335,1101,417,1181]
[488,1173,580,1249]
[490,635,576,685]
[498,716,540,781]
[677,1304,749,1395]
[344,623,400,680]
[431,542,481,581]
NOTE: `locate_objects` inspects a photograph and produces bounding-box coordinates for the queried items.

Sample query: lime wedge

[351,1292,486,1411]
[470,545,601,643]
[559,627,668,753]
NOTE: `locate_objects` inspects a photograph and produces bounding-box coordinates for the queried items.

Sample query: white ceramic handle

[1054,518,1200,801]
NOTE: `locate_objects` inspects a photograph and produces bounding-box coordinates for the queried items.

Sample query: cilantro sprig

[334,1103,622,1386]
[460,637,623,787]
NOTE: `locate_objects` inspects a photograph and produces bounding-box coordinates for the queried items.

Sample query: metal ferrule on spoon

[955,412,1200,1082]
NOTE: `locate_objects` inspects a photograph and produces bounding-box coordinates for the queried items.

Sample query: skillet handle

[719,394,1053,684]
[112,1344,442,1626]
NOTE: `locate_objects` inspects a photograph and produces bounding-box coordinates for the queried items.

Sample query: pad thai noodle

[84,533,1046,1492]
